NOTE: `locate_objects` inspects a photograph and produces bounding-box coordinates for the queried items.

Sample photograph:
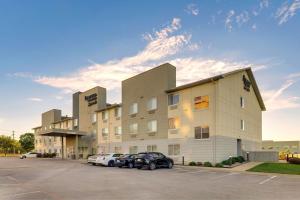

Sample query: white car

[95,153,123,167]
[20,152,38,159]
[87,154,103,165]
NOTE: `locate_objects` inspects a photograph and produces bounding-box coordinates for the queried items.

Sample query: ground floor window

[114,146,122,153]
[129,146,138,154]
[194,126,209,139]
[168,144,180,156]
[147,145,157,152]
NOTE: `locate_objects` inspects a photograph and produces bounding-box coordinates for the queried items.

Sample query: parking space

[1,158,300,200]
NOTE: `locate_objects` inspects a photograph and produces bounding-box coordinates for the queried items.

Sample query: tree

[0,135,15,156]
[19,133,35,152]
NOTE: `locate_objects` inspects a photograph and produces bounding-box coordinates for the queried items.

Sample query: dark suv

[135,152,174,170]
[115,154,137,168]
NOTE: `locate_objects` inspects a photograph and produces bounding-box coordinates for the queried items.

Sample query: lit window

[168,94,179,105]
[168,144,180,156]
[241,120,245,131]
[195,126,210,139]
[102,128,109,136]
[168,117,179,129]
[147,145,157,152]
[129,146,138,154]
[114,107,122,118]
[102,111,108,121]
[129,103,138,115]
[147,97,157,111]
[240,97,245,108]
[129,123,138,134]
[147,120,157,133]
[194,96,209,110]
[114,126,122,135]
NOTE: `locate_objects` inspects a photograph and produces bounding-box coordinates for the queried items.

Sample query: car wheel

[128,163,134,169]
[149,162,156,170]
[92,163,96,166]
[168,161,173,169]
[118,166,122,168]
[108,160,115,167]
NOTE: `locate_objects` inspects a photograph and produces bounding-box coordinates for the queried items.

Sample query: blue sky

[0,0,299,140]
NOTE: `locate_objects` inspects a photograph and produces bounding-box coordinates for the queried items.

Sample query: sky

[0,0,299,141]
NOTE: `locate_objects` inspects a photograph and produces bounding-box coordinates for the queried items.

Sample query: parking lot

[1,158,300,200]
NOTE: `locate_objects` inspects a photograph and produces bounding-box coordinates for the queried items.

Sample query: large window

[74,118,78,127]
[147,97,157,111]
[168,94,179,105]
[168,117,179,129]
[241,120,245,131]
[147,145,157,152]
[195,126,209,139]
[129,103,138,115]
[91,113,97,123]
[102,128,109,136]
[129,146,138,154]
[129,123,138,134]
[102,111,108,121]
[114,126,122,136]
[240,97,245,108]
[168,144,180,156]
[194,95,209,110]
[147,120,157,133]
[114,107,122,118]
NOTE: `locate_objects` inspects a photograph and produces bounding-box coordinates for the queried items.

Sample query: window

[194,95,209,110]
[168,144,180,156]
[168,94,179,105]
[195,126,210,139]
[241,120,245,131]
[114,126,122,135]
[129,103,138,115]
[129,146,138,154]
[240,97,245,108]
[147,120,157,133]
[147,97,157,111]
[114,107,122,118]
[147,145,157,152]
[91,113,97,123]
[74,118,78,127]
[102,128,109,136]
[129,123,138,134]
[114,147,122,153]
[168,117,179,129]
[102,111,108,121]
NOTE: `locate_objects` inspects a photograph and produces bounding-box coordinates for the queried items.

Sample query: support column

[61,136,64,159]
[75,135,79,159]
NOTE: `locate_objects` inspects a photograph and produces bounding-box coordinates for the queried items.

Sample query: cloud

[263,78,300,111]
[225,10,235,32]
[287,72,300,79]
[55,96,64,100]
[276,0,300,25]
[27,97,43,102]
[252,24,257,31]
[260,0,269,9]
[185,4,199,16]
[236,11,250,26]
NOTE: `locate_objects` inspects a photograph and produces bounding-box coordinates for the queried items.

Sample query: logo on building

[85,93,97,106]
[243,75,251,92]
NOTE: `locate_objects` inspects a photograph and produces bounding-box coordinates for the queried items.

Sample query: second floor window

[195,126,209,139]
[129,103,138,115]
[147,120,157,133]
[102,111,108,121]
[168,94,179,105]
[240,97,245,108]
[102,128,109,136]
[129,123,138,134]
[114,126,122,135]
[92,113,97,123]
[147,97,157,111]
[168,117,179,129]
[194,95,209,110]
[74,119,78,127]
[114,107,122,118]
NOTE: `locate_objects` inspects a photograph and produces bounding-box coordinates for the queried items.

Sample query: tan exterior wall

[122,63,176,142]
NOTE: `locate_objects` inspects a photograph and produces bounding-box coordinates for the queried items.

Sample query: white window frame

[129,123,138,134]
[168,94,179,106]
[147,145,157,152]
[168,144,180,156]
[102,128,109,136]
[74,118,78,127]
[241,120,245,131]
[147,120,157,133]
[129,103,138,115]
[147,97,157,111]
[102,111,108,121]
[115,107,122,118]
[114,126,122,136]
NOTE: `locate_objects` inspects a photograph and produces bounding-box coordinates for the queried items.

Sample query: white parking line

[212,172,240,180]
[259,176,277,185]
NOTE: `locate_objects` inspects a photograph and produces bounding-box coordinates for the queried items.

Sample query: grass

[0,154,21,157]
[248,163,300,175]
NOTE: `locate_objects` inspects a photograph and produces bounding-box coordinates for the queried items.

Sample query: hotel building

[33,63,265,163]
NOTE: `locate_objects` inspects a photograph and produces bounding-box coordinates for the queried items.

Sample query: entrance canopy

[39,129,86,137]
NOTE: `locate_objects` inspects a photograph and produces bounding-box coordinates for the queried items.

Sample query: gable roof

[166,67,266,111]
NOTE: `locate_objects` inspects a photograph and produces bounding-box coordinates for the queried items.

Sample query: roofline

[95,104,122,113]
[165,67,266,111]
[52,117,74,124]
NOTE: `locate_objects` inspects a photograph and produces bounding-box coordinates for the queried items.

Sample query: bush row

[221,156,245,166]
[288,157,300,165]
[37,153,57,158]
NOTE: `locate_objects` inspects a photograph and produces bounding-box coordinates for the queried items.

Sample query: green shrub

[189,161,196,166]
[232,157,239,163]
[215,163,223,168]
[237,156,245,163]
[221,159,231,166]
[196,162,203,166]
[288,158,300,164]
[204,162,213,167]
